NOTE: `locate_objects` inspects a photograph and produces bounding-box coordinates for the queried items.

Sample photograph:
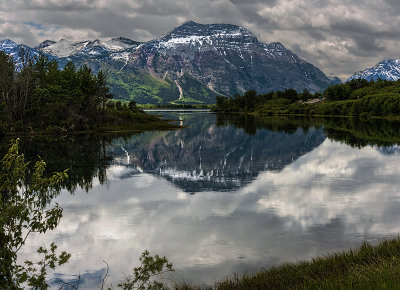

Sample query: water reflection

[108,113,326,192]
[10,113,400,288]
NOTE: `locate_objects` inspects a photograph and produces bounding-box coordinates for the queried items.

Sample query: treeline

[308,78,400,117]
[214,89,321,113]
[214,79,400,118]
[324,78,391,101]
[0,51,166,135]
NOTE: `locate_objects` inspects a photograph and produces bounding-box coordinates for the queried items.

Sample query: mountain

[348,59,400,82]
[1,21,335,104]
[327,74,342,84]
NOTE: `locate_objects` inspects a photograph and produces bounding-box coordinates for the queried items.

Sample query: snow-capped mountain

[39,37,140,58]
[348,59,400,82]
[103,21,333,103]
[0,21,335,104]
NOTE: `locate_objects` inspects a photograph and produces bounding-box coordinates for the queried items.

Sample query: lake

[12,112,400,288]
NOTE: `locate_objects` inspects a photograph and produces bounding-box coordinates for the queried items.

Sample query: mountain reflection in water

[9,113,400,288]
[108,113,326,192]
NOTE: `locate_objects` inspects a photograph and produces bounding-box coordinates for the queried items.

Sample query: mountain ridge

[1,21,335,104]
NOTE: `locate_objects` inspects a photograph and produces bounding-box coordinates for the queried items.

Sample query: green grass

[104,67,180,104]
[177,238,400,289]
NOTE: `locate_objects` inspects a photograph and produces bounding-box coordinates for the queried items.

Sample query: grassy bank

[178,238,400,289]
[3,107,182,137]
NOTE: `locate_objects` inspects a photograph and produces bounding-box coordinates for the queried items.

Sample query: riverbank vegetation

[201,238,400,289]
[0,51,176,136]
[214,79,400,118]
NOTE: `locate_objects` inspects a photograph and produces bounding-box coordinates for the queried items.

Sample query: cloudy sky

[1,0,399,79]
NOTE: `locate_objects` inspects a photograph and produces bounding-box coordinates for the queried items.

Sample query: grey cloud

[384,0,400,10]
[4,0,99,11]
[135,0,189,16]
[306,30,326,41]
[229,0,277,6]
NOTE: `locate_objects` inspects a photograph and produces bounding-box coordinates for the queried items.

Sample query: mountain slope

[348,59,400,82]
[1,21,335,104]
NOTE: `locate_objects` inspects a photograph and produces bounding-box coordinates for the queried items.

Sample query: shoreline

[1,120,182,138]
[178,238,400,289]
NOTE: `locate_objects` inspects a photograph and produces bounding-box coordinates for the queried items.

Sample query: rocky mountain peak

[36,40,56,49]
[268,42,286,50]
[111,37,140,46]
[161,20,258,44]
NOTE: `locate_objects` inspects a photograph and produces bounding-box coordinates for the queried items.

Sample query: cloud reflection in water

[18,139,400,287]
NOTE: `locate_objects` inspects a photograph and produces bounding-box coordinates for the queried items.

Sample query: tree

[117,250,174,290]
[128,100,137,111]
[215,95,228,112]
[0,139,70,289]
[300,89,312,101]
[97,70,113,114]
[0,51,16,122]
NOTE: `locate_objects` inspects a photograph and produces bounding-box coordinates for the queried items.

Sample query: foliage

[0,139,70,289]
[117,250,174,290]
[15,243,70,289]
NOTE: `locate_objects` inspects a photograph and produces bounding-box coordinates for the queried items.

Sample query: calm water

[13,113,400,288]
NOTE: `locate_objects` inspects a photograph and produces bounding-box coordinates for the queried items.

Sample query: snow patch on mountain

[42,39,89,57]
